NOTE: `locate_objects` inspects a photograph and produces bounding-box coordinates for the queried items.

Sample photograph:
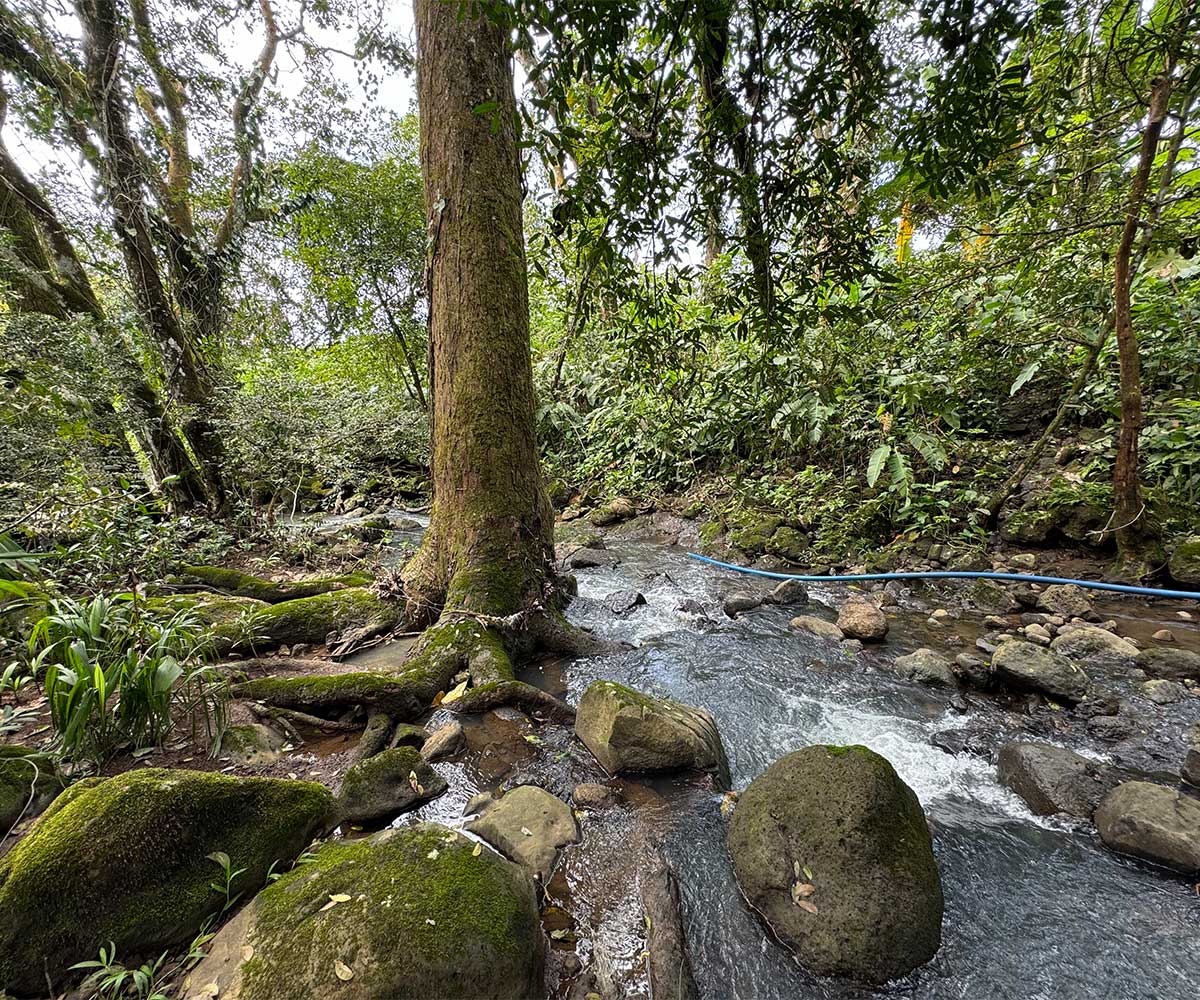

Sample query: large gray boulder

[836,600,888,641]
[1036,584,1094,620]
[1094,782,1200,874]
[466,785,579,879]
[0,769,335,995]
[996,742,1121,818]
[575,681,728,785]
[1049,625,1138,670]
[182,824,543,1000]
[727,745,943,985]
[991,639,1089,702]
[338,746,447,824]
[1135,647,1200,681]
[892,648,956,687]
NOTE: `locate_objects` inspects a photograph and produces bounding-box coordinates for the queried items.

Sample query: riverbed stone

[183,823,543,1000]
[466,785,579,878]
[766,578,809,605]
[575,680,727,783]
[996,742,1120,818]
[338,746,447,824]
[892,648,956,687]
[790,615,845,641]
[1167,536,1200,586]
[990,639,1089,703]
[0,746,65,831]
[1095,782,1200,874]
[836,600,888,642]
[727,745,943,984]
[1182,749,1200,787]
[572,782,621,810]
[0,769,335,995]
[723,592,763,617]
[1036,583,1096,620]
[1049,625,1139,670]
[1140,679,1188,705]
[590,496,637,526]
[1135,647,1200,681]
[602,589,647,616]
[420,720,466,761]
[221,723,286,765]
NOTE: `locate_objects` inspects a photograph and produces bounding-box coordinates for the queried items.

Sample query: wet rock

[892,648,956,687]
[766,578,809,605]
[558,543,620,570]
[1087,715,1136,742]
[1036,584,1094,620]
[1023,623,1052,645]
[836,599,889,642]
[1167,536,1200,586]
[953,653,992,690]
[183,824,543,1000]
[590,496,637,526]
[643,849,698,1000]
[1140,679,1188,705]
[996,742,1120,818]
[1095,782,1200,874]
[603,589,647,616]
[467,784,579,878]
[420,720,466,762]
[1152,629,1175,643]
[1074,692,1120,718]
[975,633,1004,655]
[338,746,447,824]
[789,615,844,641]
[389,722,430,749]
[1182,749,1200,787]
[1136,647,1200,681]
[677,598,708,616]
[571,782,621,810]
[0,746,65,831]
[991,639,1089,703]
[1049,625,1139,670]
[575,680,728,784]
[1012,585,1041,609]
[220,723,285,765]
[723,592,763,617]
[0,769,335,994]
[727,745,943,984]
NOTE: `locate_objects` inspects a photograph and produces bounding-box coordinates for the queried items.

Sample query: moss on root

[242,587,405,648]
[177,566,372,603]
[145,592,268,653]
[0,769,336,995]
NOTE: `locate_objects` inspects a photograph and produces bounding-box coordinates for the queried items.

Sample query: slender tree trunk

[1111,75,1171,562]
[404,0,555,620]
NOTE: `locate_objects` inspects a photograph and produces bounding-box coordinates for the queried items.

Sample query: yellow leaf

[442,679,469,704]
[472,843,482,856]
[427,849,440,860]
[241,945,254,962]
[320,893,351,911]
[334,959,354,981]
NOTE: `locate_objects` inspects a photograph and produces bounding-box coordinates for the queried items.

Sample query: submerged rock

[0,769,335,994]
[466,785,579,879]
[0,746,65,831]
[572,782,621,810]
[1140,679,1188,705]
[836,600,888,642]
[991,639,1089,703]
[183,824,543,1000]
[1094,782,1200,874]
[892,648,956,687]
[338,746,447,824]
[575,680,728,785]
[727,745,943,985]
[1135,647,1200,681]
[1049,625,1138,669]
[789,615,844,642]
[997,742,1120,818]
[420,720,466,761]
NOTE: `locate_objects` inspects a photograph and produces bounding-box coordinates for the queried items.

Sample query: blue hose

[685,551,1200,602]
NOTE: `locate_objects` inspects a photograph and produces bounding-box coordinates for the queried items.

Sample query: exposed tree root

[347,710,394,767]
[448,681,575,723]
[247,703,359,735]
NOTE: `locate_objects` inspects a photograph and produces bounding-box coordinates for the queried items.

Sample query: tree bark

[404,0,555,621]
[1111,74,1171,562]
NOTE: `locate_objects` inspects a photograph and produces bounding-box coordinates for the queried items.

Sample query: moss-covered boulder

[765,526,810,561]
[182,824,543,1000]
[575,681,729,786]
[728,514,783,555]
[1167,536,1200,586]
[0,768,336,994]
[727,745,943,984]
[220,723,286,765]
[338,746,447,824]
[0,746,65,831]
[244,587,404,648]
[177,566,372,603]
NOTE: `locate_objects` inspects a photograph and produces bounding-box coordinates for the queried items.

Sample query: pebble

[1178,611,1194,620]
[1153,629,1176,643]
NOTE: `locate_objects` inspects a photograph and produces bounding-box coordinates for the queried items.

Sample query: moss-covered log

[176,565,372,603]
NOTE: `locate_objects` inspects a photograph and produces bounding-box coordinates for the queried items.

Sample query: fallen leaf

[319,893,352,912]
[426,918,436,926]
[802,865,813,880]
[427,849,440,860]
[442,679,469,704]
[520,826,534,837]
[334,959,354,981]
[472,843,482,856]
[791,882,816,901]
[550,928,572,941]
[241,945,254,962]
[796,899,819,915]
[196,982,219,998]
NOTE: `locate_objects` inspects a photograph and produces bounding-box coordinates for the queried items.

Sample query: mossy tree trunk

[404,0,555,624]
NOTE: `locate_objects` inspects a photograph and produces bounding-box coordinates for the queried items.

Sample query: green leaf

[866,444,891,487]
[1009,360,1041,396]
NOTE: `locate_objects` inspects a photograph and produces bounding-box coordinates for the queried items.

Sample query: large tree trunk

[1111,74,1171,565]
[404,0,555,621]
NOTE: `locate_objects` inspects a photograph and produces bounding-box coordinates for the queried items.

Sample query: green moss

[729,514,783,555]
[233,671,424,716]
[0,746,65,829]
[765,526,810,561]
[445,560,530,617]
[245,587,403,647]
[237,824,540,1000]
[0,769,335,994]
[145,592,268,653]
[178,566,372,603]
[699,520,725,545]
[589,679,657,711]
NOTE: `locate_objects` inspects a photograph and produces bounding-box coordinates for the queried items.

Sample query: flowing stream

[376,522,1199,1000]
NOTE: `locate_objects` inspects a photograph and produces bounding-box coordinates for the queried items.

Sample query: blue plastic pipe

[685,551,1200,602]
